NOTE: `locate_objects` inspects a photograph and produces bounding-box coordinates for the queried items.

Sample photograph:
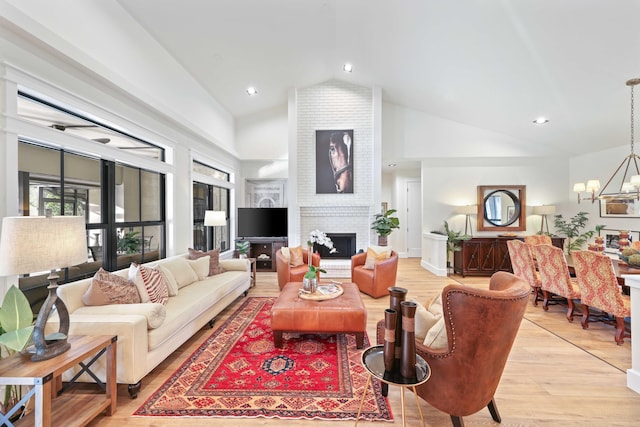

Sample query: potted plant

[371,209,400,246]
[117,230,141,254]
[443,221,471,272]
[235,240,250,258]
[553,211,605,253]
[303,230,335,293]
[0,285,35,419]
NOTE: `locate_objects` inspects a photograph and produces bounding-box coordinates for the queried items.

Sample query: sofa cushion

[128,263,151,303]
[186,256,211,281]
[363,246,389,270]
[156,265,179,297]
[159,257,199,289]
[136,264,169,305]
[413,300,439,342]
[188,248,225,276]
[82,268,141,306]
[289,246,304,266]
[73,303,167,329]
[147,270,249,351]
[423,294,447,349]
[369,245,393,258]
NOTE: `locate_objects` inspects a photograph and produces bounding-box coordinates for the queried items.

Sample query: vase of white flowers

[303,230,337,291]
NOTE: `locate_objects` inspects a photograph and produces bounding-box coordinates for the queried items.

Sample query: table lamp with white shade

[531,205,556,235]
[0,211,87,361]
[456,205,478,236]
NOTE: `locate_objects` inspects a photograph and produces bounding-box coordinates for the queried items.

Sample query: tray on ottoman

[271,282,367,349]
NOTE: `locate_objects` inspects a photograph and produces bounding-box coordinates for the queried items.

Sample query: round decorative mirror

[477,185,526,231]
[483,190,520,226]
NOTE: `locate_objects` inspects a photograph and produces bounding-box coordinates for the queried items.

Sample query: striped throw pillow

[137,263,169,305]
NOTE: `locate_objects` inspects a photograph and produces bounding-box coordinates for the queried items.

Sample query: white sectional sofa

[46,253,251,398]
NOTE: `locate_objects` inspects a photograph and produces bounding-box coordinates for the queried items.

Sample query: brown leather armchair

[275,248,321,290]
[351,250,398,298]
[377,271,530,426]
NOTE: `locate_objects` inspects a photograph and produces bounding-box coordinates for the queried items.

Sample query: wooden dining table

[565,253,640,292]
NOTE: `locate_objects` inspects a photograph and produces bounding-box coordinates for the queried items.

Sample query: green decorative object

[443,221,471,269]
[371,209,400,246]
[236,240,250,257]
[0,285,34,415]
[553,212,605,253]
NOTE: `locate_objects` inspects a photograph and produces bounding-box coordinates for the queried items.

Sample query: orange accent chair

[532,244,581,321]
[275,248,321,291]
[507,239,542,306]
[572,250,631,344]
[377,271,530,426]
[351,250,398,298]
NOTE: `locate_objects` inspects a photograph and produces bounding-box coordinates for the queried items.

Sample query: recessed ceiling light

[533,117,549,124]
[388,163,397,167]
[343,63,353,73]
[246,86,258,96]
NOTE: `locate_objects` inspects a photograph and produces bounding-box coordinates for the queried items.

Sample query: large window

[17,141,166,311]
[193,182,229,252]
[193,162,231,252]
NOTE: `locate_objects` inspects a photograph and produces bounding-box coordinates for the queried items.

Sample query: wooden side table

[355,345,431,427]
[0,335,117,427]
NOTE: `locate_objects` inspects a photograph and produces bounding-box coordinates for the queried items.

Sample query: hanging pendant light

[573,78,640,203]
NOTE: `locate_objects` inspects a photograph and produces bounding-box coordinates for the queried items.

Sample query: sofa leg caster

[128,381,141,399]
[243,290,248,297]
[208,318,216,328]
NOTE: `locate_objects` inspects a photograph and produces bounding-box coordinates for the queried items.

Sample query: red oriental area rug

[134,297,393,421]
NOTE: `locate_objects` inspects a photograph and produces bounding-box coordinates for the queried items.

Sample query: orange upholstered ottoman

[271,282,367,348]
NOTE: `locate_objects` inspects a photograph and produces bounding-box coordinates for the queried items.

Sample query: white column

[624,275,640,394]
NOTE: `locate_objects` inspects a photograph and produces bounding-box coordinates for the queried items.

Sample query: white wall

[1,0,235,153]
[236,105,289,160]
[569,144,640,233]
[421,157,569,237]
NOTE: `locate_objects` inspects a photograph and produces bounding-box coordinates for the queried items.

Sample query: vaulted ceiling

[4,1,640,163]
[116,0,640,158]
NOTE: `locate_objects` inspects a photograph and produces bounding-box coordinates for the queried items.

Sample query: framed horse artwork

[315,129,354,194]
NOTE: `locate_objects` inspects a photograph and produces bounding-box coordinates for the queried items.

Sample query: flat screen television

[237,207,288,238]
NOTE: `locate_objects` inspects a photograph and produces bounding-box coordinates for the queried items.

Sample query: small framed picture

[599,198,640,218]
[602,229,639,253]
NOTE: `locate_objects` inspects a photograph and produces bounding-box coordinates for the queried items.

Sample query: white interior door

[406,180,421,257]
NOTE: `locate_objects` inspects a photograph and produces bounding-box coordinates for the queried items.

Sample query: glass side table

[355,345,431,427]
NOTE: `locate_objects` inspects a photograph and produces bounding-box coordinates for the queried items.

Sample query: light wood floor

[86,258,640,426]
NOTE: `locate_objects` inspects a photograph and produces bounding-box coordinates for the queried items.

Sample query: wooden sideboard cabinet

[453,236,565,277]
[236,237,287,272]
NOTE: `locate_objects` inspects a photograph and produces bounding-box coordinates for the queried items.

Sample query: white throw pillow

[413,299,440,342]
[161,257,199,289]
[280,247,290,261]
[187,256,210,281]
[423,294,448,349]
[156,265,179,297]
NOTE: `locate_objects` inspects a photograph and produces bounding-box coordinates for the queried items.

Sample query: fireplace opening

[315,233,357,259]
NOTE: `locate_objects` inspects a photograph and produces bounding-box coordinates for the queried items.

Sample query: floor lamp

[456,205,477,236]
[532,205,556,234]
[0,212,87,361]
[204,210,226,250]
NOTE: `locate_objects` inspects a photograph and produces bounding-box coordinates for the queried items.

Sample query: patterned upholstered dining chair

[523,234,552,247]
[532,244,581,322]
[572,250,631,345]
[507,239,542,306]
